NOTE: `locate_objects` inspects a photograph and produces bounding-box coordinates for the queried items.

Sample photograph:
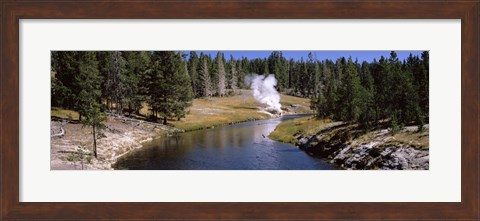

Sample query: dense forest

[52,51,428,156]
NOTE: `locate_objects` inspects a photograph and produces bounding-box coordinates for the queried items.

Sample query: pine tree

[215,52,226,97]
[188,51,200,97]
[335,57,346,87]
[51,51,79,110]
[295,58,307,97]
[262,59,269,75]
[338,57,363,121]
[311,87,327,119]
[306,52,318,98]
[199,54,212,97]
[229,55,238,94]
[371,56,389,121]
[313,58,321,98]
[386,51,420,126]
[325,79,338,119]
[123,51,150,115]
[267,51,288,91]
[358,61,375,128]
[173,62,194,120]
[288,59,296,91]
[419,51,429,119]
[102,51,127,114]
[147,52,193,125]
[74,52,105,158]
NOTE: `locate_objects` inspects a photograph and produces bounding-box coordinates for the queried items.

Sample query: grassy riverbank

[269,117,429,170]
[268,116,333,144]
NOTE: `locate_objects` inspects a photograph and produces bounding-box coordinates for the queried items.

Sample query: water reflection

[114,115,337,170]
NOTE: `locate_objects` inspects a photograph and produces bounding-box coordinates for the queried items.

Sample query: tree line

[52,51,193,157]
[188,50,428,131]
[311,51,429,131]
[52,50,428,125]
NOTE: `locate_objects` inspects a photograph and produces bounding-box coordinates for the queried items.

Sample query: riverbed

[113,114,337,170]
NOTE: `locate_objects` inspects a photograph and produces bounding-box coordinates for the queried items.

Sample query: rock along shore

[294,123,429,170]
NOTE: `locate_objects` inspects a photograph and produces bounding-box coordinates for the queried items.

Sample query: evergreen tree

[215,52,227,96]
[338,57,363,121]
[123,51,150,115]
[95,52,112,110]
[147,51,193,124]
[299,59,309,97]
[105,51,127,114]
[311,87,327,119]
[419,51,429,118]
[358,61,375,128]
[313,58,321,98]
[74,52,105,158]
[386,51,420,126]
[262,59,269,75]
[306,52,318,98]
[198,53,212,97]
[325,79,338,119]
[188,51,200,97]
[173,62,194,120]
[229,55,239,94]
[288,59,296,91]
[51,51,79,109]
[371,56,389,121]
[334,57,346,87]
[268,51,288,91]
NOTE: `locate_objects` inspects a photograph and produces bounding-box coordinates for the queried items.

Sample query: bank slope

[269,116,429,170]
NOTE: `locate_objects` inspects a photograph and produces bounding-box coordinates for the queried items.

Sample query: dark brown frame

[1,0,478,220]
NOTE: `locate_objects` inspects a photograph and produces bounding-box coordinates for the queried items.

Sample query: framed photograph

[1,0,478,220]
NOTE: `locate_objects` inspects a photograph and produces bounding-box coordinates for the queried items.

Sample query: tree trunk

[79,113,82,121]
[163,116,167,125]
[92,125,97,158]
[118,102,123,115]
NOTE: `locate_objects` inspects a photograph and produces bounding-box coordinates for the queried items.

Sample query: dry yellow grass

[271,116,429,150]
[277,93,312,113]
[51,107,80,120]
[394,130,429,149]
[269,116,331,144]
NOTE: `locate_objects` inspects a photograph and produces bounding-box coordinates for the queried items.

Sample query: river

[113,114,337,170]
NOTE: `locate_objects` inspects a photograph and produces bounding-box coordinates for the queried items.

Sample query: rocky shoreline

[295,123,429,170]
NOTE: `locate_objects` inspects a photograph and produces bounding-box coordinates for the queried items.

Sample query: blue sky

[186,51,425,62]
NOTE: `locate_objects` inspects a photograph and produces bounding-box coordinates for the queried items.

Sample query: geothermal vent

[246,74,282,115]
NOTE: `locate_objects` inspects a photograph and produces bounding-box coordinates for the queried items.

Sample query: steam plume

[245,74,282,114]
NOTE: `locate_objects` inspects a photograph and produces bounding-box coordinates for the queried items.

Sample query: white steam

[245,74,282,114]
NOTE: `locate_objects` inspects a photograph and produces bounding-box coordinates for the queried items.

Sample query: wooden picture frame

[1,0,478,220]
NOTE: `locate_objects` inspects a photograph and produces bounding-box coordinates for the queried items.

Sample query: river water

[113,114,337,170]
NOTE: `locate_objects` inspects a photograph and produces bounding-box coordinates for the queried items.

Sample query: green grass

[268,116,331,144]
[51,107,79,120]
